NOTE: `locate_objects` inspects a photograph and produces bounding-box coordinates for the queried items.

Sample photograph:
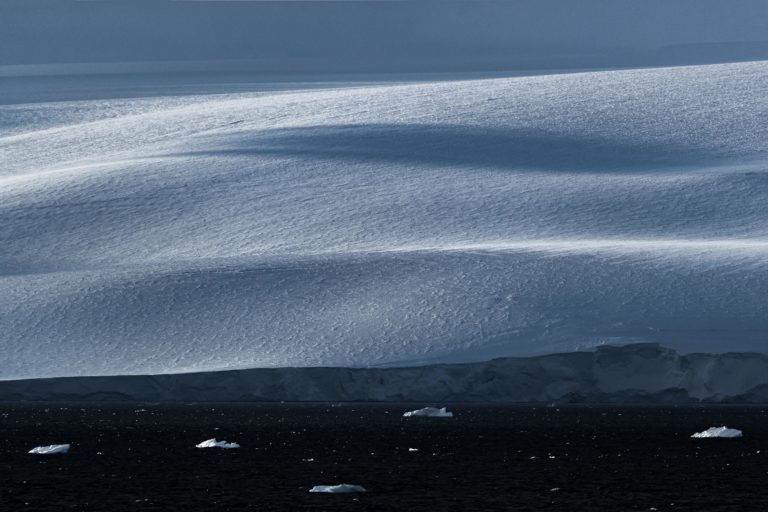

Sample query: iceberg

[691,426,743,439]
[403,407,453,418]
[309,484,367,493]
[28,444,70,455]
[195,438,240,449]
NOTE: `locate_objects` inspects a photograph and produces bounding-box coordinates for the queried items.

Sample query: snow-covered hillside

[2,61,768,379]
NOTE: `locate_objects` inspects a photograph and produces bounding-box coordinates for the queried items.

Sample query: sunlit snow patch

[309,484,367,493]
[691,426,743,438]
[29,444,70,454]
[403,407,453,418]
[195,438,240,449]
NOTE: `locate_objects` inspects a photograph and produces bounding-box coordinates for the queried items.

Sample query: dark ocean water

[1,403,767,511]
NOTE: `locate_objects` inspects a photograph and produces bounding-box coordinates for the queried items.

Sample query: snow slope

[2,61,768,379]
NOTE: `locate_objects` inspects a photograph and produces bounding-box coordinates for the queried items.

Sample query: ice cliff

[2,344,767,403]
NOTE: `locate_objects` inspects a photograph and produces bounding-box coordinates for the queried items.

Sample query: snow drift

[3,60,768,379]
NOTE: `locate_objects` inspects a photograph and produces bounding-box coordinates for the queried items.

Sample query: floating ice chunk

[309,484,367,493]
[29,444,70,455]
[403,407,453,418]
[691,426,743,438]
[195,438,240,449]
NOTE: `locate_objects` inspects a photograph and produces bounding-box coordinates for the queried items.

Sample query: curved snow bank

[29,444,70,455]
[309,484,366,494]
[195,439,240,449]
[691,427,743,439]
[3,61,768,378]
[403,407,453,418]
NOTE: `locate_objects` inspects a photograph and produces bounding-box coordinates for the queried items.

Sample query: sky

[2,0,768,76]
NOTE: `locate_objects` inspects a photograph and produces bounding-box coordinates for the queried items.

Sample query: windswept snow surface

[195,439,240,449]
[691,427,744,439]
[403,407,454,418]
[28,444,70,455]
[3,61,768,379]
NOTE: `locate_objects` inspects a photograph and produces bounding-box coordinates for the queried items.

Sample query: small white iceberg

[29,444,70,455]
[309,484,367,493]
[196,438,240,449]
[691,426,743,439]
[402,406,453,418]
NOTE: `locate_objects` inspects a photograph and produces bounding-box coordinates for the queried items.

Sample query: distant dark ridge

[2,344,768,403]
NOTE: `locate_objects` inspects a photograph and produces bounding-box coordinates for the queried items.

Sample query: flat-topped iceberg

[309,484,367,493]
[29,444,70,454]
[195,438,240,449]
[403,406,453,418]
[691,426,743,439]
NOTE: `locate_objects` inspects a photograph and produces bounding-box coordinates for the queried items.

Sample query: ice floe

[691,426,743,438]
[195,438,240,449]
[29,444,70,455]
[309,484,367,493]
[403,407,453,418]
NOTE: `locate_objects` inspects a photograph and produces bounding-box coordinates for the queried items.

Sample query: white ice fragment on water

[691,426,743,438]
[402,407,453,418]
[195,438,240,449]
[29,444,70,455]
[309,484,367,493]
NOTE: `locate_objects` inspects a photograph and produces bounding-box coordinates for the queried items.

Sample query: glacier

[2,59,768,379]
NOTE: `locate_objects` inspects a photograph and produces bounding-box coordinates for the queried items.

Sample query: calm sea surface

[1,403,766,511]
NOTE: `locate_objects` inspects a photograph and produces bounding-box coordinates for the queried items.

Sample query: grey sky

[2,0,768,74]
